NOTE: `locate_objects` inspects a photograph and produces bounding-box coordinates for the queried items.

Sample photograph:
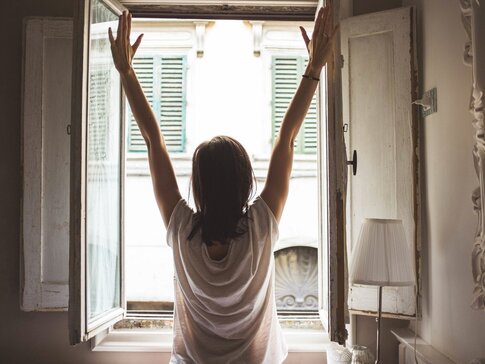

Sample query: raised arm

[109,11,181,227]
[261,5,337,222]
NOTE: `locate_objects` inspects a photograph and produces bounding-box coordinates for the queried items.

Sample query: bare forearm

[277,64,320,146]
[120,68,163,147]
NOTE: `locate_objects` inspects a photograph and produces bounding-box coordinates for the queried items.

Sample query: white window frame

[68,0,347,350]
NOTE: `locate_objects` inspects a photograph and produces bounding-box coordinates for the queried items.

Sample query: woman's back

[167,197,287,364]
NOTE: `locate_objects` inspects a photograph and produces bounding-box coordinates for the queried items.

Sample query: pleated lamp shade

[349,218,416,287]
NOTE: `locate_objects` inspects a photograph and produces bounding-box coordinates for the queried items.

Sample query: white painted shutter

[341,7,417,317]
[21,18,72,311]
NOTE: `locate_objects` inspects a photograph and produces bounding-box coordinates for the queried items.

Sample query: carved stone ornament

[274,246,318,311]
[460,0,485,310]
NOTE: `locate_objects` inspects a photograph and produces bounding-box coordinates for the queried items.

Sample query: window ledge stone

[92,327,329,353]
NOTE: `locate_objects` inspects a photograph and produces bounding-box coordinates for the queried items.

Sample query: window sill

[92,327,329,353]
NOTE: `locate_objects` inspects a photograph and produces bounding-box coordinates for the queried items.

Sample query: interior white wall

[350,1,485,363]
[401,0,485,361]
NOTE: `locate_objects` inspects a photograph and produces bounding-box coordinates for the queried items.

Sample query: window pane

[86,0,121,321]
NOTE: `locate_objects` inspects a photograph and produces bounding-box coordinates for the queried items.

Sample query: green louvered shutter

[160,56,186,151]
[128,57,154,152]
[128,55,186,153]
[272,56,318,154]
[302,57,318,154]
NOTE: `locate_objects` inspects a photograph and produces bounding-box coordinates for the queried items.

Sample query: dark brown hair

[188,136,255,245]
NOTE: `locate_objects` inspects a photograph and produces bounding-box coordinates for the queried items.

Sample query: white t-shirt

[166,196,288,364]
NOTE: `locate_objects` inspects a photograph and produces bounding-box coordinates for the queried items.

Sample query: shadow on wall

[354,315,410,362]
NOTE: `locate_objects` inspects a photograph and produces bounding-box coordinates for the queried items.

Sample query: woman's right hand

[108,10,143,74]
[300,5,338,76]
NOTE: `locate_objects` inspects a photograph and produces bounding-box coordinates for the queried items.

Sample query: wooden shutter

[272,55,317,154]
[341,7,417,317]
[128,55,186,153]
[22,18,72,311]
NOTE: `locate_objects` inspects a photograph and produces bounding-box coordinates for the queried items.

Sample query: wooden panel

[341,7,417,316]
[318,0,349,344]
[22,18,72,311]
[42,37,72,284]
[348,31,398,241]
[121,0,318,20]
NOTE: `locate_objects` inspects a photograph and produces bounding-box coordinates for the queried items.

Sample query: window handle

[347,150,357,176]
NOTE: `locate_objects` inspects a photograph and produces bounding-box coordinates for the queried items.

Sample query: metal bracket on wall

[413,87,437,118]
[347,150,357,176]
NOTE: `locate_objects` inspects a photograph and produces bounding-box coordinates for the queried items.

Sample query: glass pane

[86,0,122,322]
[319,66,329,321]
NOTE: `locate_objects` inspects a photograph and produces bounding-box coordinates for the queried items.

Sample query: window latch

[347,150,357,176]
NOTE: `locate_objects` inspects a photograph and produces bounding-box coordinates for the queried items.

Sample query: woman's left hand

[108,10,143,75]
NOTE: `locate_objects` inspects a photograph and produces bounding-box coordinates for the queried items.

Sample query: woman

[109,6,336,363]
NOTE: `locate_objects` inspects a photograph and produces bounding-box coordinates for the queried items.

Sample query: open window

[68,0,348,346]
[69,0,126,343]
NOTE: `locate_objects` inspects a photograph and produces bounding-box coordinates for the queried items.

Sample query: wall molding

[460,0,485,310]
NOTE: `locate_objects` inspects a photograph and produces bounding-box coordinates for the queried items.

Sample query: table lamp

[349,218,416,364]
